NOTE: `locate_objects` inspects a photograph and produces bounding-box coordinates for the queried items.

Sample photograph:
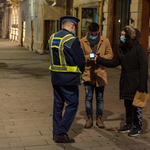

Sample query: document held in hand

[132,91,150,108]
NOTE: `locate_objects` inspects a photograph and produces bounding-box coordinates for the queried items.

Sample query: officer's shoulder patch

[52,39,61,47]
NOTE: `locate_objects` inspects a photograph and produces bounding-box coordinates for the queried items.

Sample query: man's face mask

[89,35,98,40]
[89,31,99,40]
[120,36,125,43]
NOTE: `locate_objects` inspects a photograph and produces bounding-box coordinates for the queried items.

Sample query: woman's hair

[125,25,135,39]
[88,22,99,32]
[134,28,141,42]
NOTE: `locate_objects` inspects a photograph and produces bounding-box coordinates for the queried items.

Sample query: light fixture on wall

[131,18,134,24]
[102,17,105,21]
[52,0,56,6]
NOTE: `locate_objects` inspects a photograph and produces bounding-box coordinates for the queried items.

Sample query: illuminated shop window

[11,6,19,41]
[81,8,97,38]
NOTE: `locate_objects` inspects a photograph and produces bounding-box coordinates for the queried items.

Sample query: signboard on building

[73,0,100,8]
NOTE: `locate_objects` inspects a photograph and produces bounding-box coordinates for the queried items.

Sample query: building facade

[0,0,20,40]
[0,0,150,70]
[0,0,68,54]
[18,0,66,54]
[72,0,150,69]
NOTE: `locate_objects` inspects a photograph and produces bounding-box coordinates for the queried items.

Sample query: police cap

[60,15,80,24]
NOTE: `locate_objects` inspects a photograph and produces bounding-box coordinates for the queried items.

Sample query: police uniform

[49,16,85,141]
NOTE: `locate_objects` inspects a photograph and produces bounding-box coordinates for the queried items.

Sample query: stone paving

[0,38,150,150]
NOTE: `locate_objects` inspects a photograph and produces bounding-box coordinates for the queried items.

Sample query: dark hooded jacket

[96,29,148,100]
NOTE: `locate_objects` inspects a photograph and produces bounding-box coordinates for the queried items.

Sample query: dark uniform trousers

[53,85,79,136]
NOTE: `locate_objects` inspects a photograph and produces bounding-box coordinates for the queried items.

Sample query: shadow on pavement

[67,110,150,150]
[0,63,50,79]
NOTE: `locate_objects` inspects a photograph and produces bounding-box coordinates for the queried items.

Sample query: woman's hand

[91,55,98,61]
[94,55,98,61]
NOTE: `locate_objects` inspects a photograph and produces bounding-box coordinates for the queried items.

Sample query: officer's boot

[85,115,93,128]
[96,116,105,128]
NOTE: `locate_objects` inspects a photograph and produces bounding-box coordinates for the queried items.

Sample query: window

[81,7,97,38]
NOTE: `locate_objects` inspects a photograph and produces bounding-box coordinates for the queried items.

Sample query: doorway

[81,7,97,38]
[113,0,131,55]
[21,21,26,46]
[43,20,60,51]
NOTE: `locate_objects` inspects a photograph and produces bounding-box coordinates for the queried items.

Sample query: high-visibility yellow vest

[49,33,81,74]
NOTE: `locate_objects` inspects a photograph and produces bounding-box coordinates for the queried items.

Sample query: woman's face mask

[120,30,126,43]
[120,36,125,43]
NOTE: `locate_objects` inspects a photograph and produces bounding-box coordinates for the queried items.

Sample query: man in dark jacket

[49,16,85,143]
[93,26,148,137]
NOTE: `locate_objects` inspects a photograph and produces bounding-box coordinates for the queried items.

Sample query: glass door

[113,0,131,55]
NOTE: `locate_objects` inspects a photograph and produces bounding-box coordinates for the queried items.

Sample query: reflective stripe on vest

[49,33,81,74]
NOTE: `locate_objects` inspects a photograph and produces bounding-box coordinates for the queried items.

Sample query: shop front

[10,6,19,41]
[112,0,131,55]
[73,0,102,39]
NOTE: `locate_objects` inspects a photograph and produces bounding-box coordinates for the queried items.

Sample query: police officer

[49,16,85,143]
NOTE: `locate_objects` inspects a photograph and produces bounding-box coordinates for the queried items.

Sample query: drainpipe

[100,0,104,34]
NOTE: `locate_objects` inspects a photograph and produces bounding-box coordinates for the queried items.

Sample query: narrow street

[0,38,150,150]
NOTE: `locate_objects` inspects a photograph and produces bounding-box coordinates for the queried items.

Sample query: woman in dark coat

[93,26,148,137]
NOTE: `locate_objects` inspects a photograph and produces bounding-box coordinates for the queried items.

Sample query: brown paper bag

[132,91,150,108]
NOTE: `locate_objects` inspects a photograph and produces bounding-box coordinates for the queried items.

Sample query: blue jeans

[84,82,105,118]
